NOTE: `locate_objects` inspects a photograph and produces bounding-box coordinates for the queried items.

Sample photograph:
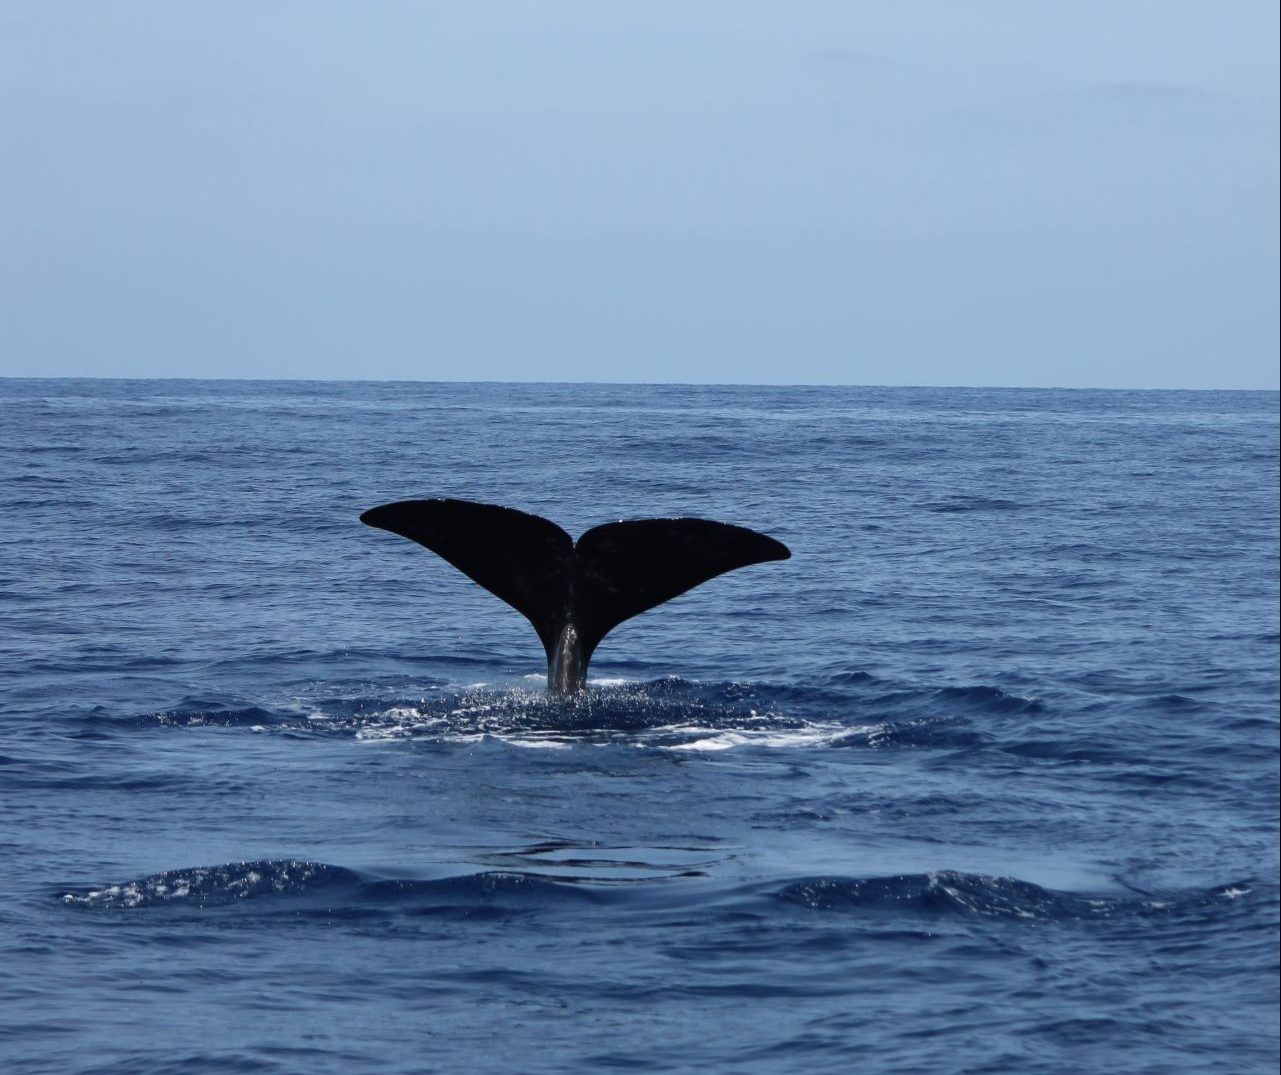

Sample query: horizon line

[1,374,1277,393]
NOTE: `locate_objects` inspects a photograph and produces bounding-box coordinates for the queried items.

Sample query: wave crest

[60,860,356,909]
[775,872,1261,922]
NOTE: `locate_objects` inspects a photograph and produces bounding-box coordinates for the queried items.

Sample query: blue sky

[2,2,1277,387]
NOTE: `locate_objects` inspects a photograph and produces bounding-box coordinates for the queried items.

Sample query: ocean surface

[0,379,1277,1074]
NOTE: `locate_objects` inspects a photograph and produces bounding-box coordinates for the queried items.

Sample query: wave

[774,872,1268,924]
[59,859,1265,927]
[60,860,358,909]
[927,496,1026,513]
[59,860,604,916]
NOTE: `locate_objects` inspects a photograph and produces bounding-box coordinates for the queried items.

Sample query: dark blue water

[1,380,1277,1074]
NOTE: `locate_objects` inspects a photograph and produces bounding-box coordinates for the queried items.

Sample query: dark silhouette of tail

[359,498,790,690]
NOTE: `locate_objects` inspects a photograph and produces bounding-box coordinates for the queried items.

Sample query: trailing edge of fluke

[359,498,791,694]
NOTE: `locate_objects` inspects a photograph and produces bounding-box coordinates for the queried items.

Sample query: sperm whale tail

[358,498,790,693]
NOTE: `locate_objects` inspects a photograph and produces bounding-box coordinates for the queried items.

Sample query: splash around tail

[359,498,790,694]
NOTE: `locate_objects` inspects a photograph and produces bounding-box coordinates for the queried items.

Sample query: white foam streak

[265,685,895,753]
[667,722,853,751]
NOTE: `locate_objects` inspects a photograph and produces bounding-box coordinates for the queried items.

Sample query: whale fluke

[359,499,575,661]
[359,498,790,693]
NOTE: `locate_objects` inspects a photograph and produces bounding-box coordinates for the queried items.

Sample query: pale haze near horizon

[2,1,1277,389]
